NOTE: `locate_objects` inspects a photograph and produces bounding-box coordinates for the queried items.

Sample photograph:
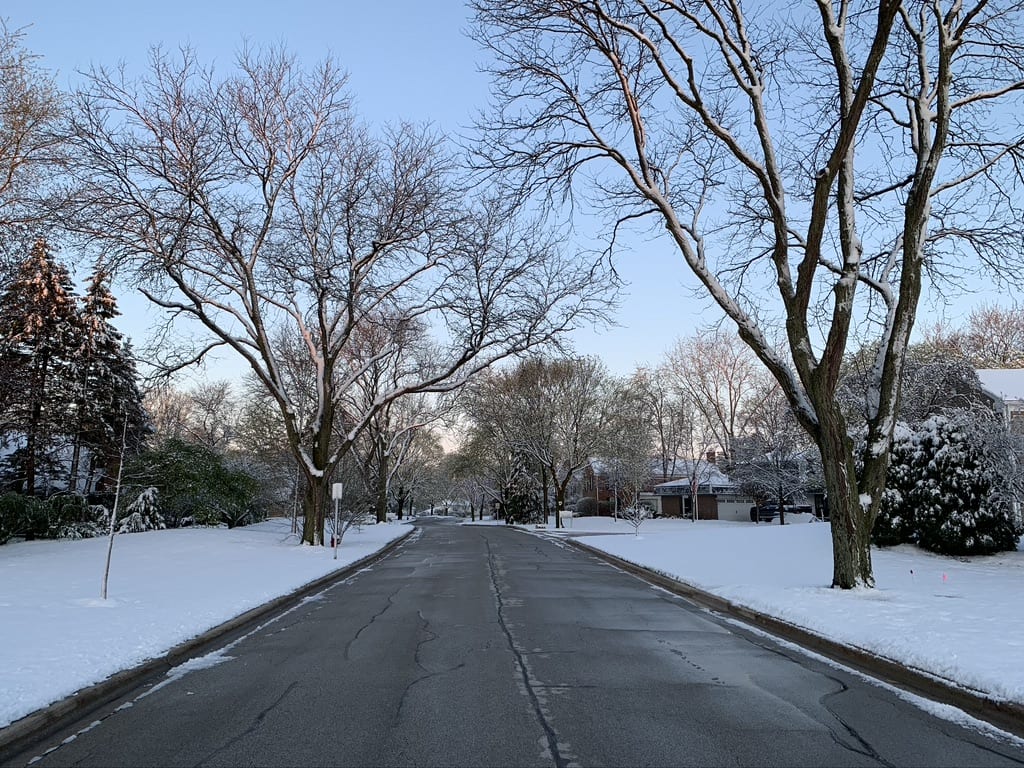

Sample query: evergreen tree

[0,239,82,493]
[872,423,921,547]
[116,487,164,534]
[71,269,147,493]
[127,439,262,528]
[500,450,543,525]
[873,415,1020,556]
[913,416,1018,556]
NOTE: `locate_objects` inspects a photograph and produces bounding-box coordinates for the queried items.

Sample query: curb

[559,536,1024,740]
[0,526,415,760]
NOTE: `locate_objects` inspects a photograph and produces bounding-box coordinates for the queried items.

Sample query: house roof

[589,456,692,477]
[653,461,736,494]
[977,369,1024,403]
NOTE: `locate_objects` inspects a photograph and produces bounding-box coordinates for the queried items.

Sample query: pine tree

[117,487,164,533]
[73,269,147,494]
[874,415,1020,556]
[0,239,82,494]
[872,423,921,547]
[913,416,1018,556]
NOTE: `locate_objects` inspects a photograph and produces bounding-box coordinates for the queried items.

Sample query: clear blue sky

[8,0,706,380]
[6,2,1011,382]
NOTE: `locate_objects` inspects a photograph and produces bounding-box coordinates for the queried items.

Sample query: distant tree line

[450,322,1023,557]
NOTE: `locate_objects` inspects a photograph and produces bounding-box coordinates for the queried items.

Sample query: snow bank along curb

[0,528,415,758]
[559,536,1024,740]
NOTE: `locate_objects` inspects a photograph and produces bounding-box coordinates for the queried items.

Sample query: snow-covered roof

[977,369,1024,403]
[589,456,690,477]
[653,461,736,493]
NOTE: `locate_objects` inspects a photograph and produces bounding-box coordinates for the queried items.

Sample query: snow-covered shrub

[117,487,165,534]
[912,417,1017,556]
[575,496,599,517]
[48,494,103,540]
[0,492,35,543]
[128,440,262,528]
[874,415,1019,556]
[89,503,110,527]
[872,423,920,547]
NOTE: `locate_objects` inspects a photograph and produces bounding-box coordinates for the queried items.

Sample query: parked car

[750,503,814,522]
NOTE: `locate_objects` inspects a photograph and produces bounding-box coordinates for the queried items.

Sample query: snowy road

[6,518,1024,767]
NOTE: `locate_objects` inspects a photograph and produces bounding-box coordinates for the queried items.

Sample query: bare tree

[663,328,766,460]
[388,426,445,520]
[636,357,730,512]
[732,382,822,525]
[63,45,609,545]
[601,373,656,511]
[185,380,238,451]
[142,385,193,444]
[471,1,1024,587]
[620,503,649,536]
[342,322,448,523]
[0,20,63,257]
[142,379,239,450]
[465,356,611,527]
[632,365,691,480]
[924,303,1024,368]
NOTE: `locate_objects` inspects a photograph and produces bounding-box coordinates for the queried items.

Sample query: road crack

[198,681,299,766]
[745,636,895,766]
[343,583,405,660]
[483,535,573,768]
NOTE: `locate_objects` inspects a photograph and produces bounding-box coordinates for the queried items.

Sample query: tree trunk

[376,464,388,524]
[395,486,406,520]
[68,430,84,494]
[300,477,329,546]
[777,483,786,526]
[554,471,573,529]
[545,466,558,528]
[815,411,872,589]
[375,439,389,524]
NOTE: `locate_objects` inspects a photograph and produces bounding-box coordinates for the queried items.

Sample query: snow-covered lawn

[0,518,411,730]
[532,515,1024,705]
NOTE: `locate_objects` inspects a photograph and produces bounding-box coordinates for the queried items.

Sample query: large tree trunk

[815,408,873,589]
[301,477,329,546]
[68,431,83,494]
[299,419,334,546]
[545,466,558,528]
[375,443,389,524]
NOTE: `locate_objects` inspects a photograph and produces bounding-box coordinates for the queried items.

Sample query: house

[579,456,692,514]
[580,450,824,521]
[651,460,755,521]
[976,368,1024,434]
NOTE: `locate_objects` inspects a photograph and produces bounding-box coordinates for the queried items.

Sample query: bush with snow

[873,414,1020,556]
[0,492,108,543]
[127,439,262,528]
[872,423,921,547]
[115,487,165,534]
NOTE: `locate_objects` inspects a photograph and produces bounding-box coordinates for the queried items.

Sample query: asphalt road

[6,518,1024,767]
